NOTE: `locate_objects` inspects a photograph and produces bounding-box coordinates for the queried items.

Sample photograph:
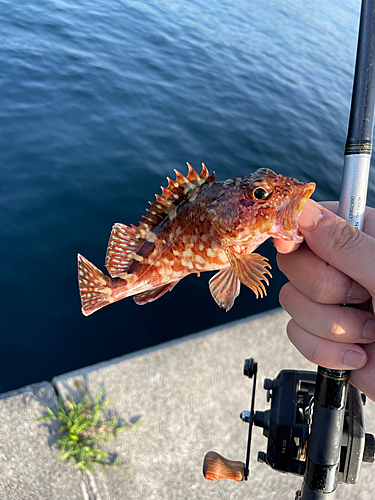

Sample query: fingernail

[298,200,325,231]
[345,280,371,303]
[363,319,375,339]
[343,350,366,368]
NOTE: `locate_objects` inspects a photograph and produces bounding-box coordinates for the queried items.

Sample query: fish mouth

[284,182,316,242]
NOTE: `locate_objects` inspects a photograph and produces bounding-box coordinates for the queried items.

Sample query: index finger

[298,200,375,296]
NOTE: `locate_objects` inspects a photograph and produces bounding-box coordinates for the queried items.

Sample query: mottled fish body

[78,164,315,315]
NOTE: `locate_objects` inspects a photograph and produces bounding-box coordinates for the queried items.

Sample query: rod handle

[203,451,245,481]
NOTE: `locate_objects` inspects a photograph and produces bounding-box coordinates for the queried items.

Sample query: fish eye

[246,180,274,202]
[253,187,268,200]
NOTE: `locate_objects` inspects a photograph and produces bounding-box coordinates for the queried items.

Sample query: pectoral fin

[224,249,272,299]
[209,267,241,311]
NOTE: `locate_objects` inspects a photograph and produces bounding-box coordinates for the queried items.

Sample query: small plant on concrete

[37,388,142,474]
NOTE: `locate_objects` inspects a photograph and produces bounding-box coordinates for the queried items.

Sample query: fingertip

[274,239,300,254]
[343,350,367,369]
[349,343,375,401]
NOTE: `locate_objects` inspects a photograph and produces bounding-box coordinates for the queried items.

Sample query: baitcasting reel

[203,359,374,494]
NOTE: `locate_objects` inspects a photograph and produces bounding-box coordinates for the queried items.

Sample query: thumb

[298,199,375,296]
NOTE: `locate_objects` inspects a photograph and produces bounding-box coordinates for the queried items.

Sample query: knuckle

[309,336,325,365]
[276,252,287,272]
[286,318,296,342]
[327,219,364,255]
[306,264,351,304]
[279,283,294,309]
[308,267,332,303]
[287,319,324,366]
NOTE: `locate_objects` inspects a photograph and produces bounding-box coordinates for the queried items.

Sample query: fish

[77,164,315,316]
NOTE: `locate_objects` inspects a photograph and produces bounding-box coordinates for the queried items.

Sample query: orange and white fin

[225,250,272,299]
[209,267,241,311]
[105,223,144,278]
[105,164,214,278]
[133,280,181,305]
[139,163,215,230]
[78,254,113,316]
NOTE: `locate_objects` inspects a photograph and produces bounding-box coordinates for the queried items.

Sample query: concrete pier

[1,308,374,499]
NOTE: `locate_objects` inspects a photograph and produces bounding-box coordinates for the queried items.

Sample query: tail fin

[77,254,113,316]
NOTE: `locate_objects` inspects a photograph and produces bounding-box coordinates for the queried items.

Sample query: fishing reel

[203,359,375,496]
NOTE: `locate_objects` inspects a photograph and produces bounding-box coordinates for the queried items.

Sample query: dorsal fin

[105,223,145,277]
[140,163,215,228]
[105,163,214,278]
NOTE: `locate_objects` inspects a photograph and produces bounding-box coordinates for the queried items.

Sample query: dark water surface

[1,0,374,393]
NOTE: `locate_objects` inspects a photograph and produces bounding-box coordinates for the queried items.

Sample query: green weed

[37,388,143,474]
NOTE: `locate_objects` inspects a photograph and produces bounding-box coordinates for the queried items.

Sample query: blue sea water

[0,0,373,393]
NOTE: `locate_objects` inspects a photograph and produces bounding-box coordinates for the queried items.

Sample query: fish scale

[78,164,315,315]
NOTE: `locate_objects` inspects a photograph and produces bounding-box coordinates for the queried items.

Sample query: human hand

[275,199,375,401]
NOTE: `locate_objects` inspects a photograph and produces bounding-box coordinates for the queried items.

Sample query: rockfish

[78,164,315,315]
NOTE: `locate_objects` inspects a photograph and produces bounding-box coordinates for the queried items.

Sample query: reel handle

[203,451,245,481]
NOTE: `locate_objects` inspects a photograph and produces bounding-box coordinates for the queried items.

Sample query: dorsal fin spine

[138,163,214,233]
[186,162,200,181]
[200,163,211,182]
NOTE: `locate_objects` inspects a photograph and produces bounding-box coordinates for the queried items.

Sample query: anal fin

[209,267,241,311]
[133,280,181,305]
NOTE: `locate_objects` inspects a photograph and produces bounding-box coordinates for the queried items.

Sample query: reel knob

[203,451,245,481]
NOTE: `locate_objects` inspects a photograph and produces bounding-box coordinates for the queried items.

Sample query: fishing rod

[300,0,375,498]
[202,0,375,497]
